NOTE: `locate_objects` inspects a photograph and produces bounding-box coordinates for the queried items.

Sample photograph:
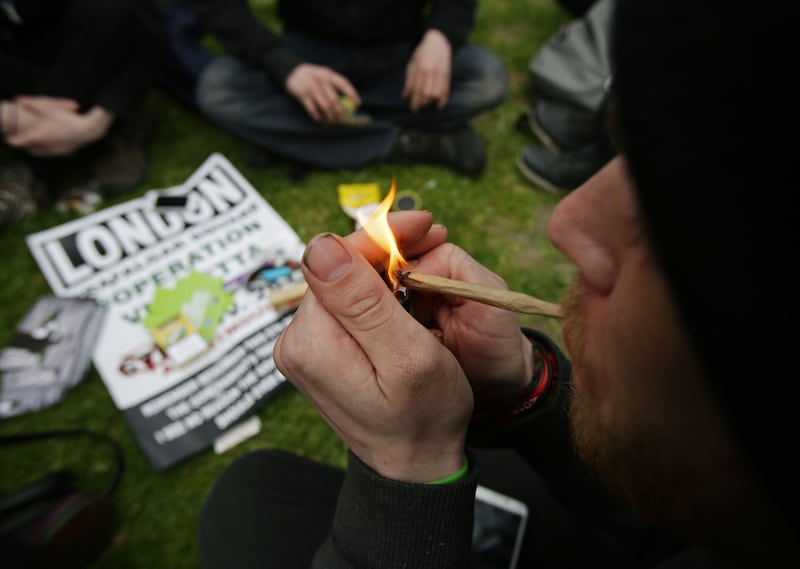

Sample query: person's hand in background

[403,29,452,111]
[285,64,361,124]
[4,96,113,156]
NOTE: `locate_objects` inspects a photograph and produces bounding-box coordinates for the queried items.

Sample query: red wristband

[471,343,556,425]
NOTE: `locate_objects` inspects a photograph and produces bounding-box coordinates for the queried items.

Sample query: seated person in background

[0,0,164,225]
[156,0,508,177]
[196,0,798,567]
[516,0,616,195]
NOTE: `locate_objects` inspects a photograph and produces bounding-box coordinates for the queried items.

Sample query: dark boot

[387,125,486,176]
[516,137,614,194]
[0,161,44,227]
[526,99,604,152]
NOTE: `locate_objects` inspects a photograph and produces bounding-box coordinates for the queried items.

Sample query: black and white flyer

[0,295,104,418]
[25,153,307,470]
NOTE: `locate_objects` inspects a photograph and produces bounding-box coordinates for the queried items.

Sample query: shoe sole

[527,111,563,154]
[515,152,568,195]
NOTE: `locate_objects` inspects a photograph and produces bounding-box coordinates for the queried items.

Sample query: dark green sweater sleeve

[312,451,478,569]
[307,329,702,567]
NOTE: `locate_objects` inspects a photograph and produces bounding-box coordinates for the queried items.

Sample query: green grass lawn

[0,1,576,566]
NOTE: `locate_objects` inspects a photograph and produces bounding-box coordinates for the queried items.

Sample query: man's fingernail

[303,233,351,282]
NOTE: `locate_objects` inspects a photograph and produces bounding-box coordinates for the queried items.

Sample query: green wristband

[425,455,469,485]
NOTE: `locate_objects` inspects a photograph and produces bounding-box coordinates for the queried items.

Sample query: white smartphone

[471,485,529,569]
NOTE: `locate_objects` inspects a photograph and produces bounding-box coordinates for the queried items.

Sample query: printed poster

[26,153,307,469]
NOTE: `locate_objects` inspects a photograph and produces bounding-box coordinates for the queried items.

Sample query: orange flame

[359,178,407,287]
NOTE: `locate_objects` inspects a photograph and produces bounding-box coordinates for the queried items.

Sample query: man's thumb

[302,233,411,362]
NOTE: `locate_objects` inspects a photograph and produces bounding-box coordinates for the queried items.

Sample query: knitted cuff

[425,455,469,485]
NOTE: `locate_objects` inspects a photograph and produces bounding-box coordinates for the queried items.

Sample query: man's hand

[347,210,533,411]
[274,211,533,482]
[285,64,361,124]
[407,244,534,410]
[274,212,472,483]
[403,29,453,111]
[5,96,113,156]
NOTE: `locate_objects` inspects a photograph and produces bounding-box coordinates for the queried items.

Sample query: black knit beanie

[611,0,797,525]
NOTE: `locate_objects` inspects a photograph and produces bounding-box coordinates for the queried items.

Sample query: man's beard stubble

[559,280,614,482]
[560,279,798,564]
[560,279,667,515]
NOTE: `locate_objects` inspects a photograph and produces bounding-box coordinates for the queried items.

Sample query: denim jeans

[195,32,508,168]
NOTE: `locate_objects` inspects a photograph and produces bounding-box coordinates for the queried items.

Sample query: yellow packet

[337,183,381,228]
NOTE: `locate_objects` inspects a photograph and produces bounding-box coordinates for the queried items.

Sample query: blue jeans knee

[451,44,509,114]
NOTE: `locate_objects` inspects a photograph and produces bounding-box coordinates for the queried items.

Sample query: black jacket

[189,0,477,86]
[0,0,165,114]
